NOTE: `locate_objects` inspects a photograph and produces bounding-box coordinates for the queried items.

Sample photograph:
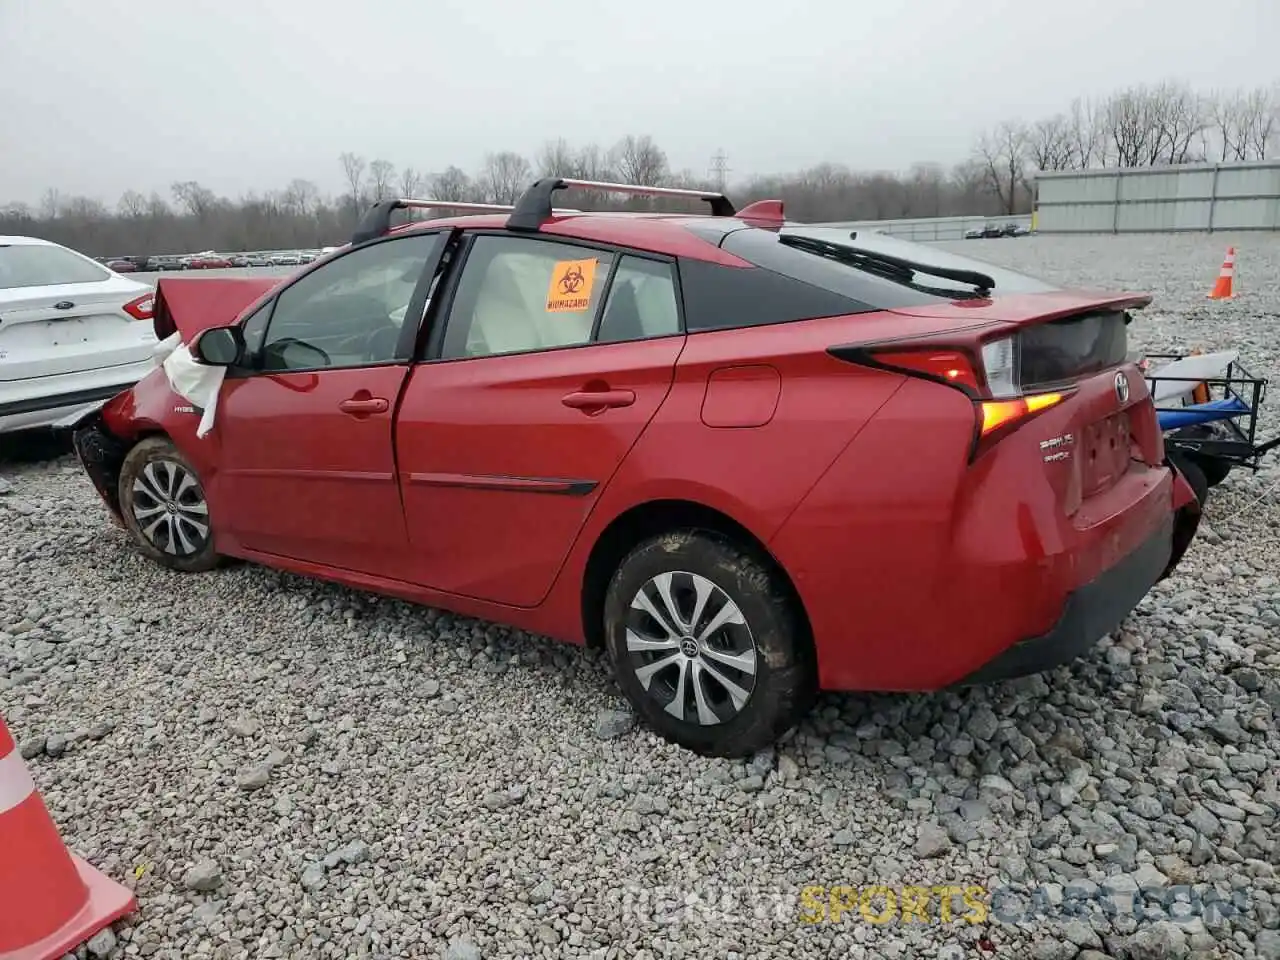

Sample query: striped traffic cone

[0,715,135,960]
[1207,247,1235,299]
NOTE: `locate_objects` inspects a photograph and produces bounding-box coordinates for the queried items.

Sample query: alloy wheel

[625,570,758,726]
[130,458,210,557]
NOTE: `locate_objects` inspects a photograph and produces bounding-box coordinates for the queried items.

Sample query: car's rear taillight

[836,340,1072,462]
[975,391,1066,453]
[979,336,1018,398]
[863,348,983,394]
[122,293,154,321]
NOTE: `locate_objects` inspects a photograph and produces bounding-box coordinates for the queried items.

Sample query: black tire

[1168,451,1209,508]
[1187,453,1232,489]
[603,530,816,758]
[117,436,220,572]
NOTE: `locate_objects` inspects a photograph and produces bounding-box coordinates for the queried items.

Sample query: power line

[709,150,730,190]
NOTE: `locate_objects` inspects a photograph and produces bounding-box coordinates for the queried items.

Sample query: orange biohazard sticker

[546,258,598,313]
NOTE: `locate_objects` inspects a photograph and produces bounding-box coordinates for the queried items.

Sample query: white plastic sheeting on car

[153,332,226,438]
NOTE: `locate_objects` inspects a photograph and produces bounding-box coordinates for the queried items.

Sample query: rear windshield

[0,244,111,289]
[721,226,1060,309]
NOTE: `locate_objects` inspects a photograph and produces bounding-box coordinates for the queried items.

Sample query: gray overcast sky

[2,0,1276,206]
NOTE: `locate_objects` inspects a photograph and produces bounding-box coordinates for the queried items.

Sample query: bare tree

[1241,86,1278,160]
[39,189,62,220]
[118,190,148,219]
[609,135,668,186]
[399,167,422,198]
[1104,89,1153,167]
[281,179,319,217]
[429,166,473,202]
[339,152,366,213]
[368,159,396,202]
[480,151,531,204]
[1066,97,1106,169]
[1027,114,1074,172]
[975,122,1029,214]
[1148,82,1206,165]
[1208,89,1250,161]
[574,144,613,181]
[906,163,945,217]
[171,181,218,219]
[1103,83,1206,167]
[537,138,578,177]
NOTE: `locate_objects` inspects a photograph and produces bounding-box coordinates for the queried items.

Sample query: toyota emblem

[1114,371,1130,403]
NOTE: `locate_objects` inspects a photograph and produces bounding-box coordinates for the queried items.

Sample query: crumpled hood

[152,276,283,341]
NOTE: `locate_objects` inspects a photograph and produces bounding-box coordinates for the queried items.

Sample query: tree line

[2,79,1276,257]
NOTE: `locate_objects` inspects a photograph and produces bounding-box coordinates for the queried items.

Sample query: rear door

[396,233,685,606]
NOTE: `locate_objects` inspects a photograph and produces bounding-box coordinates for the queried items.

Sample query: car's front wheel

[603,530,816,758]
[117,436,219,572]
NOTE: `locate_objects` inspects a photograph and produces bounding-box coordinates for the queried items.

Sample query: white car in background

[0,236,157,434]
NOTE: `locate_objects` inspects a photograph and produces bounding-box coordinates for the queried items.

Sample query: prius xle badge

[1114,371,1130,403]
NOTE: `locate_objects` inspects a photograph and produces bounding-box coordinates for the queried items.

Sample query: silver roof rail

[352,197,580,244]
[507,177,736,231]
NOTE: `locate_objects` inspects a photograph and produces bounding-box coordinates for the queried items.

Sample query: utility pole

[709,150,730,191]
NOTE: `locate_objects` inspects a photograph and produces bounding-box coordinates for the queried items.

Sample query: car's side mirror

[191,325,245,366]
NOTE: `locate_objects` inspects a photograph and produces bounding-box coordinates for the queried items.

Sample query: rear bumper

[956,510,1173,684]
[0,383,137,433]
[0,362,152,434]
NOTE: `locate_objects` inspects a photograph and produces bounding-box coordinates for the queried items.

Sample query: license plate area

[1081,410,1131,497]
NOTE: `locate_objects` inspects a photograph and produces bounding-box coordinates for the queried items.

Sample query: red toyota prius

[63,179,1201,757]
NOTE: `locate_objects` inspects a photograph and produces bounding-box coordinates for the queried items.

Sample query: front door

[212,231,446,577]
[396,233,686,606]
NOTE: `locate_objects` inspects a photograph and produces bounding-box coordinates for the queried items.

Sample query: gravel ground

[2,232,1278,960]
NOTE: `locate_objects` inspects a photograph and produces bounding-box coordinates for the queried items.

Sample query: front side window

[258,232,441,372]
[439,236,615,360]
[0,243,111,289]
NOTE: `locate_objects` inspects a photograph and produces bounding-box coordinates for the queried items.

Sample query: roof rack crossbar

[506,177,736,231]
[351,197,579,244]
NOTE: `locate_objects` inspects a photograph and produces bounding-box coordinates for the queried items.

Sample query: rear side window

[596,256,681,343]
[678,256,879,333]
[0,244,111,288]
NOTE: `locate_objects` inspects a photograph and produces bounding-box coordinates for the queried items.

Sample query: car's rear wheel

[117,436,219,572]
[602,530,816,758]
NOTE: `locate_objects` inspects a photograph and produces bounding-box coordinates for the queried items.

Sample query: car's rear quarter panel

[773,372,1175,692]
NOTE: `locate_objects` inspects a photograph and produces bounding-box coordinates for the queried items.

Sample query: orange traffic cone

[1207,247,1235,299]
[0,716,136,960]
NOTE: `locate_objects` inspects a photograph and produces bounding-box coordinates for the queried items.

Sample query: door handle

[338,396,389,416]
[561,389,636,410]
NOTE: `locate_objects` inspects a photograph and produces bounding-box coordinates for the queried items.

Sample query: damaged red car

[61,179,1202,757]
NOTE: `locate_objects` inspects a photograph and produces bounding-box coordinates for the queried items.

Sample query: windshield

[0,243,112,289]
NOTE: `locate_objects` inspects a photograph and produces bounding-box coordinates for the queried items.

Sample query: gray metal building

[1033,161,1280,234]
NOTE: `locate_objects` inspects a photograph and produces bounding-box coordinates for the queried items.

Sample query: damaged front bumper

[62,408,130,526]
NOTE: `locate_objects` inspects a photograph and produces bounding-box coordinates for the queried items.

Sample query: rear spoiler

[152,276,283,342]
